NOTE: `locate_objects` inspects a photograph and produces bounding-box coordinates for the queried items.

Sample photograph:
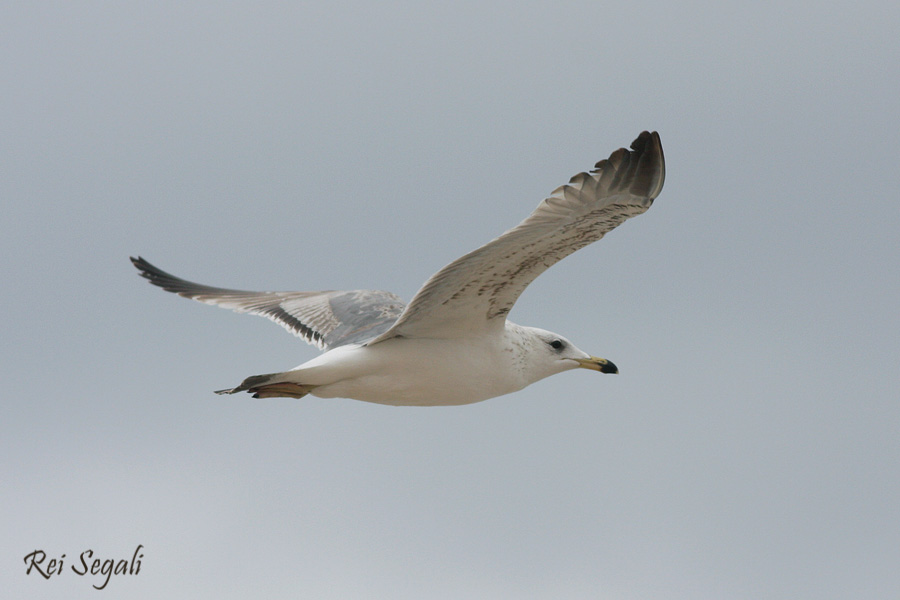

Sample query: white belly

[291,336,525,406]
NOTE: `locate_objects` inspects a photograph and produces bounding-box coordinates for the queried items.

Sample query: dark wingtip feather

[590,130,665,201]
[130,255,202,295]
[629,131,665,200]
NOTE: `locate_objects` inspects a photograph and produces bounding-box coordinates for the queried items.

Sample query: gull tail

[215,372,317,399]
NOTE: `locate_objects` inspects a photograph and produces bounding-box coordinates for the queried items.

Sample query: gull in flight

[132,131,665,406]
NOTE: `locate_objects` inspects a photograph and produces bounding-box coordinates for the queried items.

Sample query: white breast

[292,333,527,406]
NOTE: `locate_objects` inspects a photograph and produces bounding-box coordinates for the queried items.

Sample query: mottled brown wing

[368,131,664,343]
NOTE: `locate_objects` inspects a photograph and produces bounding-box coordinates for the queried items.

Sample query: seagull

[132,131,664,406]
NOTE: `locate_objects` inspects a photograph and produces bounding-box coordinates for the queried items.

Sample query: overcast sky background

[3,2,899,599]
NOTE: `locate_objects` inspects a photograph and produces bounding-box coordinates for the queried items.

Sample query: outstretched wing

[131,257,405,350]
[368,131,665,343]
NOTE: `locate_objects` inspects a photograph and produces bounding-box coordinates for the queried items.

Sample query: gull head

[510,325,618,386]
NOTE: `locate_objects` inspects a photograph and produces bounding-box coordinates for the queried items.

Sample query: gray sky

[3,1,899,598]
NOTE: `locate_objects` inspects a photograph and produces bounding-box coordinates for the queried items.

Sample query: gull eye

[549,339,564,350]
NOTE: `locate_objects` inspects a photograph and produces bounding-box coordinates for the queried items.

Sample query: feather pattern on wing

[131,257,405,350]
[367,131,665,343]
